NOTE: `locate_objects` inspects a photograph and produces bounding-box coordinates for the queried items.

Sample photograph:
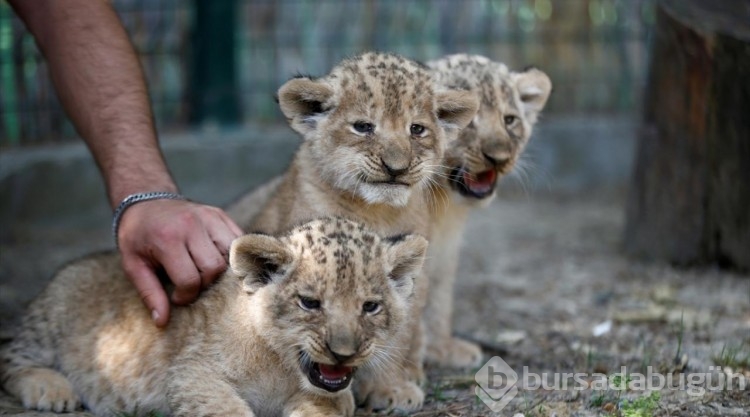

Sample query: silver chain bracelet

[112,192,187,248]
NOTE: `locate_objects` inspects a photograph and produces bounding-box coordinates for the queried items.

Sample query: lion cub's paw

[337,392,356,417]
[402,361,426,386]
[12,368,79,412]
[358,379,424,412]
[426,336,484,369]
[287,391,355,417]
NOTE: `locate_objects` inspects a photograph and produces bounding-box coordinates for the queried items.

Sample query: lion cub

[0,217,427,417]
[249,52,478,411]
[422,54,552,368]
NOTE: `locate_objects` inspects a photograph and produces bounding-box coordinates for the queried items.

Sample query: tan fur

[248,52,478,412]
[0,218,427,417]
[423,54,552,368]
[226,176,285,231]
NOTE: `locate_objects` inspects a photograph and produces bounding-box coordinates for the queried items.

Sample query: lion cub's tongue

[463,169,497,194]
[319,364,352,379]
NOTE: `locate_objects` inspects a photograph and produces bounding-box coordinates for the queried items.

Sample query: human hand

[116,199,243,327]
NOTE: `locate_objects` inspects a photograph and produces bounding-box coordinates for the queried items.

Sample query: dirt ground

[1,189,748,416]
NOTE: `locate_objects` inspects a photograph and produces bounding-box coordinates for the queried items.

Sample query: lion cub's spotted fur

[249,52,478,411]
[253,52,477,232]
[422,54,552,368]
[0,218,427,417]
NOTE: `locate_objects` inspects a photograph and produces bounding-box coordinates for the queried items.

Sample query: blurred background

[0,0,654,242]
[0,0,654,145]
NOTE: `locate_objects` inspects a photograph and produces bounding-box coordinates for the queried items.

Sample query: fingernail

[152,310,160,322]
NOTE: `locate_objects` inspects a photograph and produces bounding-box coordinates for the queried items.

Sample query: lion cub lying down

[0,217,427,417]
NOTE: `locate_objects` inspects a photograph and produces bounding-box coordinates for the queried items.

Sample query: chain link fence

[0,0,655,147]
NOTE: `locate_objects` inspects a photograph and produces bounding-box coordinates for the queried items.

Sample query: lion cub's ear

[277,77,334,136]
[229,234,295,293]
[512,68,552,124]
[435,89,480,140]
[384,234,428,299]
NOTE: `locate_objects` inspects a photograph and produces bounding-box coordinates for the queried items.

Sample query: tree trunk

[624,0,750,270]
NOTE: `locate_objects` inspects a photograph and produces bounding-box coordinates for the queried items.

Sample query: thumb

[122,257,171,327]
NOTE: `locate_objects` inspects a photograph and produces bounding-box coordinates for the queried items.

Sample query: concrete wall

[0,126,300,242]
[0,115,636,243]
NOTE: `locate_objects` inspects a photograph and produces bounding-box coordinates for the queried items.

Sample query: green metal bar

[190,0,240,126]
[0,2,20,146]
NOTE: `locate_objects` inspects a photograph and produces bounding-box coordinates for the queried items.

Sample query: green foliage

[713,343,750,370]
[589,392,607,407]
[619,391,661,417]
[610,374,632,391]
[589,373,661,417]
[673,311,685,361]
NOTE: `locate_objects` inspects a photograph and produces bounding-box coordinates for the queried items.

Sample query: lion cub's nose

[483,151,512,170]
[381,158,409,178]
[326,342,357,364]
[331,351,355,364]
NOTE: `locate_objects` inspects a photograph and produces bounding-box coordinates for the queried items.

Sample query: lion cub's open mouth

[301,359,356,392]
[450,168,498,198]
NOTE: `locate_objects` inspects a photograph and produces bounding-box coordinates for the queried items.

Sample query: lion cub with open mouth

[249,52,478,411]
[0,217,427,417]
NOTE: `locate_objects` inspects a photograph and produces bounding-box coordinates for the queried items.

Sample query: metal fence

[0,0,655,147]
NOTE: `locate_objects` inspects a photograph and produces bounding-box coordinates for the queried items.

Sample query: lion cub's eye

[353,121,375,134]
[298,296,321,311]
[362,301,381,314]
[503,115,517,126]
[410,124,426,136]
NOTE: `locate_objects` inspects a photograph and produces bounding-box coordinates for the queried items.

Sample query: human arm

[9,0,242,326]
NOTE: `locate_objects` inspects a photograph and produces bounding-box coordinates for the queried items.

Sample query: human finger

[121,256,171,327]
[217,209,244,238]
[205,210,243,258]
[159,244,202,306]
[187,227,228,290]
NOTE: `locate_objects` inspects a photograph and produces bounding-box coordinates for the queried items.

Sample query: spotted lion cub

[422,54,552,368]
[250,52,478,411]
[0,217,427,417]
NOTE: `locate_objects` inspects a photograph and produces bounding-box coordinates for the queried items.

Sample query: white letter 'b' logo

[475,356,519,412]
